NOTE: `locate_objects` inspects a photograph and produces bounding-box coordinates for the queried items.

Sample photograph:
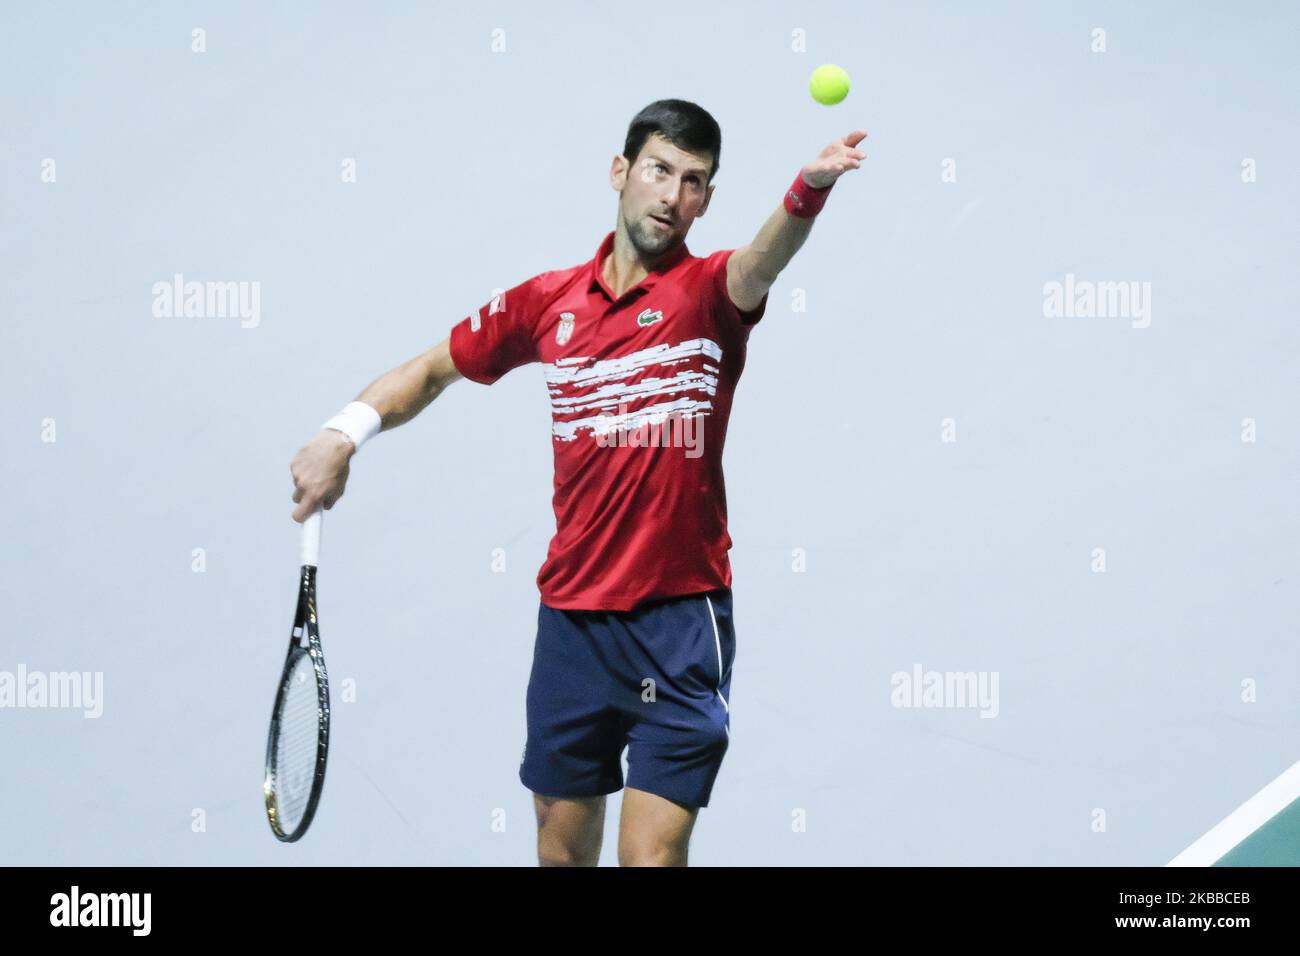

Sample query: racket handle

[300,507,323,568]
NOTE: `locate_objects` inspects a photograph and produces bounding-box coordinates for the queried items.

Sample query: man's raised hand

[801,131,868,189]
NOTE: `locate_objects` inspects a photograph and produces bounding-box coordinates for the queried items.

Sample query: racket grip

[300,508,323,567]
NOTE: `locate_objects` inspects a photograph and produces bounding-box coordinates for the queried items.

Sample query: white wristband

[322,401,382,453]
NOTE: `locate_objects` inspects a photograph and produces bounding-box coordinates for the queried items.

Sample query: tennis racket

[264,507,331,842]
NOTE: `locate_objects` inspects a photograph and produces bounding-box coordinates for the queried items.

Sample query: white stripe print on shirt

[544,337,722,442]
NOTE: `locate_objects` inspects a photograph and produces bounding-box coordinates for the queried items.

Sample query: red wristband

[784,172,834,218]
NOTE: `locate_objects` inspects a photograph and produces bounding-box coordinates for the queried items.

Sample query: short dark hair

[622,99,722,183]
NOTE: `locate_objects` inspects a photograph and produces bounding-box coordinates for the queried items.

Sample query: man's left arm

[726,130,867,313]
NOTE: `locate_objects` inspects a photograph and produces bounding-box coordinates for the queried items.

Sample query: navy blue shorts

[519,588,736,810]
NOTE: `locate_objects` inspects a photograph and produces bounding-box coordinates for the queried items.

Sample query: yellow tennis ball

[809,64,850,105]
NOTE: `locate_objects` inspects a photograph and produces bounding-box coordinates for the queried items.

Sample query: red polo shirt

[449,230,767,611]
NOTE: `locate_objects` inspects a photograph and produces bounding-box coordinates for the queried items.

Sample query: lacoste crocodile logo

[636,308,664,328]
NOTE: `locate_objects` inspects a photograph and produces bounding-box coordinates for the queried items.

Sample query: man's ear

[610,154,629,191]
[698,182,715,218]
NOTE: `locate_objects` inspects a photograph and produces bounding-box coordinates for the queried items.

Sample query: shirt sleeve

[705,249,769,329]
[447,276,542,385]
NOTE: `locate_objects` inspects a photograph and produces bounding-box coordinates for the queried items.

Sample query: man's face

[613,133,715,257]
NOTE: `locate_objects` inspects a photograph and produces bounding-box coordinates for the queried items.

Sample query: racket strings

[272,653,325,833]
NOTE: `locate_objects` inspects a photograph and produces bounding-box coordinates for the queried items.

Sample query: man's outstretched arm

[725,130,867,313]
[290,337,462,521]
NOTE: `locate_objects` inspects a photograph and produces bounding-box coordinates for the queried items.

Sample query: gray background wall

[1,1,1296,865]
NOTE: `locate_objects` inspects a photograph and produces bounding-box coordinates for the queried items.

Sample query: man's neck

[602,226,675,300]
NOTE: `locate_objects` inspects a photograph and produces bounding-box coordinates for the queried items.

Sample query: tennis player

[290,100,864,865]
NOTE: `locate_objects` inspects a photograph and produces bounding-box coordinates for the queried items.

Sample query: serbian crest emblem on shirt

[556,312,576,346]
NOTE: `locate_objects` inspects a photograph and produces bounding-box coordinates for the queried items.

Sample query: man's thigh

[533,792,606,866]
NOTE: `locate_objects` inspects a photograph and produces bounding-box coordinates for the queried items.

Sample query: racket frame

[264,511,331,842]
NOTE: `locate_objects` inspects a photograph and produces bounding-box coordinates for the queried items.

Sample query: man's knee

[538,841,601,866]
[619,839,688,867]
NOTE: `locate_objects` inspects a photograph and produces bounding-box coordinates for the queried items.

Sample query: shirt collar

[588,229,692,300]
